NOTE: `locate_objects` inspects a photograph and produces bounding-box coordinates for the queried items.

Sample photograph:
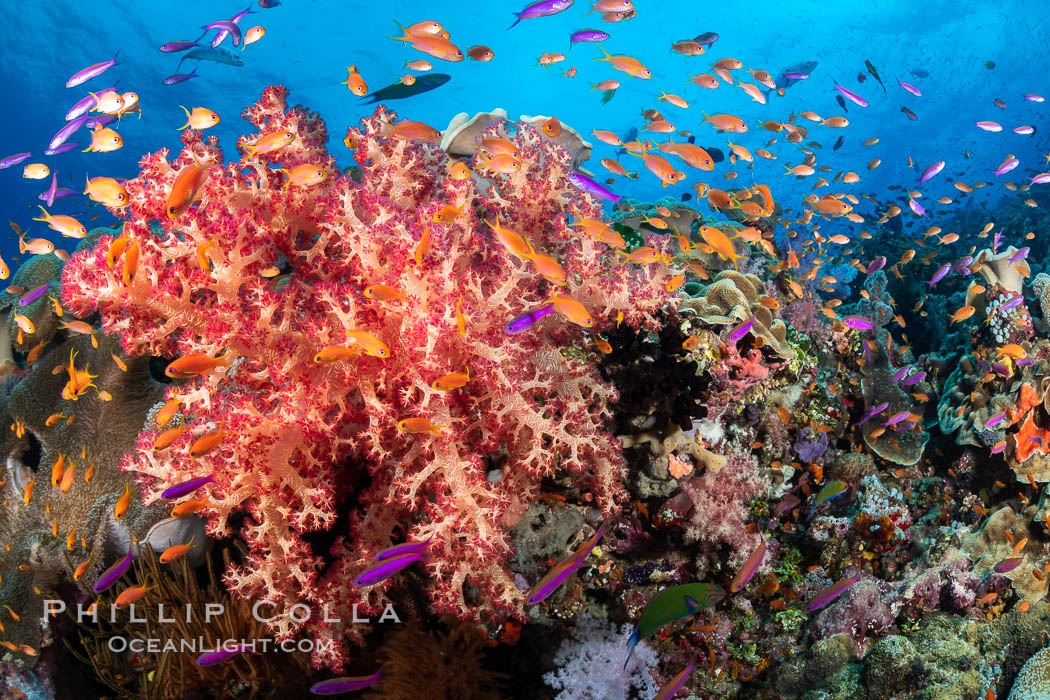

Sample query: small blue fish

[163,69,200,85]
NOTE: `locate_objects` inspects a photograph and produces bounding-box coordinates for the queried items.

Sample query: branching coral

[60,86,678,668]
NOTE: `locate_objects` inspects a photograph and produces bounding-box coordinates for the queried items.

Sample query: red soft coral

[61,86,678,669]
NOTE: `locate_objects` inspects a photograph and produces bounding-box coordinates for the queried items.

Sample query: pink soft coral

[61,86,678,669]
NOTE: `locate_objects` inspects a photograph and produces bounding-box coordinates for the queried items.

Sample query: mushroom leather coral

[60,86,677,669]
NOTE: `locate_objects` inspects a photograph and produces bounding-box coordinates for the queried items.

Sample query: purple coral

[794,428,829,462]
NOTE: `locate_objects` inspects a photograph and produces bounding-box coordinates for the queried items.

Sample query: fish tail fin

[32,205,49,222]
[507,12,523,29]
[594,44,611,61]
[623,628,638,670]
[388,20,410,42]
[584,1,597,17]
[177,105,191,130]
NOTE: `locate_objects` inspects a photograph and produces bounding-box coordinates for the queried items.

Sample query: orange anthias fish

[341,65,368,96]
[167,162,208,219]
[389,23,464,62]
[593,45,651,79]
[700,225,745,269]
[165,352,233,379]
[377,119,440,142]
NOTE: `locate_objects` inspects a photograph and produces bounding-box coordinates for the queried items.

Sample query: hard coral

[60,86,676,668]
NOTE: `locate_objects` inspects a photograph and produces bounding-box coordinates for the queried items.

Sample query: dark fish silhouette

[692,32,719,47]
[864,60,886,91]
[909,67,929,78]
[681,192,692,201]
[833,135,844,151]
[707,147,724,163]
[901,105,918,120]
[836,95,848,112]
[359,74,451,103]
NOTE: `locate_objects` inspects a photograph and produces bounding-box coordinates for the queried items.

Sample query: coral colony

[4,8,1050,700]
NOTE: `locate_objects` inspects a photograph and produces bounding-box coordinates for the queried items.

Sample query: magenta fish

[976,121,1003,132]
[1031,173,1050,184]
[995,158,1020,176]
[1009,247,1030,263]
[353,551,424,587]
[0,153,32,169]
[994,557,1023,574]
[66,83,119,121]
[1024,94,1045,102]
[528,519,613,605]
[66,53,119,88]
[203,19,243,47]
[843,315,873,331]
[858,402,889,426]
[18,284,51,307]
[784,72,810,80]
[509,0,574,28]
[373,538,431,562]
[805,574,859,612]
[163,69,200,85]
[773,493,801,518]
[45,144,79,157]
[1014,126,1035,135]
[310,667,385,695]
[505,304,556,335]
[897,79,922,96]
[890,367,909,382]
[985,411,1007,428]
[883,411,909,427]
[38,187,76,201]
[835,82,868,107]
[866,256,887,274]
[160,40,200,53]
[49,114,92,152]
[92,545,136,593]
[901,371,926,386]
[991,442,1007,454]
[729,316,756,342]
[729,539,766,593]
[908,198,926,217]
[570,29,610,48]
[196,642,253,666]
[919,160,945,184]
[161,474,215,499]
[654,664,694,700]
[566,171,621,203]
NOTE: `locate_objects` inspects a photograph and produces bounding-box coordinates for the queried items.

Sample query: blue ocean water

[1,0,1046,263]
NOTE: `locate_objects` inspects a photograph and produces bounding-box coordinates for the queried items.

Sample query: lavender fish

[835,82,868,107]
[19,284,51,307]
[843,315,873,331]
[773,494,801,518]
[203,20,243,47]
[163,69,200,85]
[528,519,613,605]
[310,668,384,695]
[1014,126,1035,135]
[1009,247,1030,263]
[196,642,253,666]
[858,402,889,426]
[92,545,136,593]
[784,72,810,80]
[161,474,215,500]
[655,664,694,700]
[729,316,755,342]
[805,574,859,612]
[883,411,909,427]
[66,83,118,121]
[373,538,431,562]
[49,114,92,152]
[1031,173,1050,185]
[0,153,31,169]
[353,551,423,587]
[570,29,609,48]
[890,367,909,382]
[505,304,556,335]
[160,40,201,53]
[898,79,922,96]
[566,171,621,203]
[909,198,926,217]
[42,173,58,208]
[995,158,1020,176]
[729,539,765,593]
[985,411,1007,428]
[44,144,79,156]
[919,160,944,184]
[994,557,1023,574]
[927,263,951,287]
[85,114,117,129]
[65,53,119,88]
[509,0,574,29]
[867,256,887,274]
[38,187,76,201]
[901,371,926,386]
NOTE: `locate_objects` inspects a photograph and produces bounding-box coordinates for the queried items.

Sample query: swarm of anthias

[60,85,679,668]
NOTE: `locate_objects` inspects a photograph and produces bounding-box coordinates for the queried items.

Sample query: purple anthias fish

[928,263,951,287]
[1014,126,1035,135]
[951,256,973,273]
[773,493,801,518]
[372,538,431,562]
[993,229,1004,251]
[92,545,136,593]
[566,171,621,203]
[784,72,810,80]
[160,40,201,53]
[49,114,92,152]
[66,83,118,121]
[901,371,926,386]
[196,642,253,666]
[805,574,859,612]
[834,82,868,107]
[161,474,215,500]
[995,158,1020,176]
[897,79,922,96]
[908,198,926,217]
[527,519,612,605]
[867,256,887,274]
[210,5,255,47]
[353,550,423,587]
[203,20,243,47]
[843,315,873,331]
[163,69,200,85]
[991,441,1007,454]
[994,557,1024,574]
[505,304,556,334]
[985,411,1007,428]
[45,144,79,157]
[570,29,609,48]
[730,540,765,593]
[883,411,910,427]
[858,402,890,426]
[42,173,58,208]
[259,0,282,7]
[1024,94,1045,102]
[729,316,755,342]
[85,114,117,129]
[654,664,694,700]
[65,53,119,88]
[0,152,31,169]
[890,367,910,382]
[310,668,385,695]
[19,284,51,307]
[999,296,1025,313]
[991,362,1011,376]
[509,0,574,28]
[1031,173,1050,184]
[1018,358,1035,366]
[38,188,76,201]
[1009,247,1030,263]
[919,160,945,185]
